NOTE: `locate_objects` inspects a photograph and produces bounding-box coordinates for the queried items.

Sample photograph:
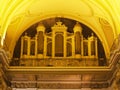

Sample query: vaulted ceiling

[0,0,120,59]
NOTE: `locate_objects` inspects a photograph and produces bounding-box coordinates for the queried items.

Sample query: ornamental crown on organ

[20,21,98,59]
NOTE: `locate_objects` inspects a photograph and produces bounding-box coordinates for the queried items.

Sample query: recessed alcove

[12,18,106,66]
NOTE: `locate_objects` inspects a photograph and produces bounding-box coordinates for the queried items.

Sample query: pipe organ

[20,21,98,66]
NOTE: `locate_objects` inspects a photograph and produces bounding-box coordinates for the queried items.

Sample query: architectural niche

[12,18,106,67]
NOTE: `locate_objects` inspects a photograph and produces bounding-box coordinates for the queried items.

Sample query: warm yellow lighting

[0,0,120,60]
[0,0,120,89]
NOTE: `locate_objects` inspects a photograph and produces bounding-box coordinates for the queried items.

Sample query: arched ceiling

[0,0,120,59]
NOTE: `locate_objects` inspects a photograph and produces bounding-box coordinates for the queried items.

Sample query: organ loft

[19,21,99,66]
[1,1,120,90]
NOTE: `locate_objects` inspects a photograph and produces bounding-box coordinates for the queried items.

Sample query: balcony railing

[10,57,106,67]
